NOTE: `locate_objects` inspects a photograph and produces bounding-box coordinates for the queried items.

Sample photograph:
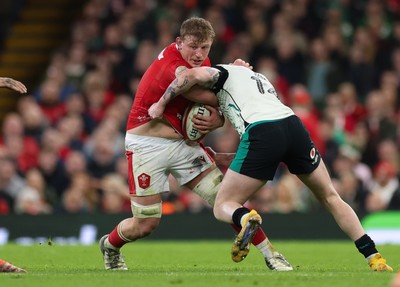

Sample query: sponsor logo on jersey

[310,147,319,165]
[137,173,151,189]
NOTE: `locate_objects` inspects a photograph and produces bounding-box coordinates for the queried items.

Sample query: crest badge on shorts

[138,173,151,189]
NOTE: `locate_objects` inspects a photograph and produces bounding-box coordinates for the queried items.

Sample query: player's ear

[176,37,183,50]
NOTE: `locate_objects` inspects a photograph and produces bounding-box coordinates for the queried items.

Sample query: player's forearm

[0,77,9,88]
[159,74,198,107]
[0,77,27,93]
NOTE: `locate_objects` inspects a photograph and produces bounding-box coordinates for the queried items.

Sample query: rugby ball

[182,103,210,141]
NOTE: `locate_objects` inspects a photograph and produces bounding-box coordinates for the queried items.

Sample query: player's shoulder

[157,43,180,62]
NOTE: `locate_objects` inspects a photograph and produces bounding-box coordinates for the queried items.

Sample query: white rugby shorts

[125,133,213,196]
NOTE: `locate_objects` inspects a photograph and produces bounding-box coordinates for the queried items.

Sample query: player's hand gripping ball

[182,103,210,141]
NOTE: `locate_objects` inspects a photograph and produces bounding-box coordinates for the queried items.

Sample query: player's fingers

[15,81,27,93]
[192,119,212,129]
[204,105,218,113]
[7,79,27,93]
[192,115,209,122]
[194,127,210,134]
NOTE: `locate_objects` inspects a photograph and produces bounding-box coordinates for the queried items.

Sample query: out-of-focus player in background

[148,62,393,272]
[0,76,27,273]
[0,77,27,94]
[0,259,26,273]
[99,17,293,272]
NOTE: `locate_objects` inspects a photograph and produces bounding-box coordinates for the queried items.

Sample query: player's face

[177,35,212,67]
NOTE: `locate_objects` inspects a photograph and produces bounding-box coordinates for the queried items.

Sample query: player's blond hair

[180,17,215,43]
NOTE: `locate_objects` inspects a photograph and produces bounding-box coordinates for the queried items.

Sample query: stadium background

[0,0,399,243]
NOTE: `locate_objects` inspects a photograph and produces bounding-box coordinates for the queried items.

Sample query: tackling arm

[148,67,220,119]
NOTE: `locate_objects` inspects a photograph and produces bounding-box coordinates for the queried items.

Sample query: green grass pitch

[0,241,398,287]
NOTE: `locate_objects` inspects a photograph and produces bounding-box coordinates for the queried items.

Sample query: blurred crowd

[0,0,400,216]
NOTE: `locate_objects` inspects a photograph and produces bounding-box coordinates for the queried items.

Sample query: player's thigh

[131,194,162,205]
[126,134,173,195]
[215,169,266,205]
[170,140,213,186]
[297,160,337,202]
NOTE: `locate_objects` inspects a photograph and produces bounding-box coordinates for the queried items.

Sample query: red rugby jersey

[126,43,211,135]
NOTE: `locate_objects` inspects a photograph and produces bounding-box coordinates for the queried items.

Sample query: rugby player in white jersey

[148,60,393,272]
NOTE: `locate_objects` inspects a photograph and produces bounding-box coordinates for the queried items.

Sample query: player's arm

[148,67,220,119]
[0,77,27,93]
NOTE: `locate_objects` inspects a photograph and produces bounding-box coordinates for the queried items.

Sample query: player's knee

[131,201,162,237]
[136,217,160,238]
[191,168,223,206]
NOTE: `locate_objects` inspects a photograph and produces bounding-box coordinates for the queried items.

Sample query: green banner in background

[2,211,398,245]
[362,211,400,244]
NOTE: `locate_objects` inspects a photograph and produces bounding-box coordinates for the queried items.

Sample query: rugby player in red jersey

[99,17,292,271]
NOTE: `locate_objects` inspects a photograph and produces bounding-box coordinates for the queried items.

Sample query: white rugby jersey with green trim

[211,64,295,137]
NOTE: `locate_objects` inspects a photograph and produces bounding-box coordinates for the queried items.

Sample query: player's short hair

[180,17,215,43]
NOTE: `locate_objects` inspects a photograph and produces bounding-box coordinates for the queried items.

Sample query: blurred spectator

[270,172,310,213]
[64,43,88,89]
[347,28,376,101]
[289,85,324,155]
[35,79,65,125]
[333,170,368,212]
[306,37,334,108]
[64,92,97,134]
[61,186,89,214]
[362,89,397,167]
[60,171,99,213]
[37,149,69,200]
[321,24,348,88]
[256,56,290,105]
[14,169,54,215]
[365,160,400,212]
[331,145,371,212]
[337,82,367,133]
[56,114,85,151]
[83,116,124,159]
[40,127,69,159]
[318,116,340,171]
[62,150,88,190]
[270,12,307,85]
[99,174,130,213]
[0,150,25,214]
[82,70,115,124]
[246,184,274,213]
[0,113,40,173]
[85,135,118,181]
[17,96,49,143]
[376,139,400,174]
[131,39,157,76]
